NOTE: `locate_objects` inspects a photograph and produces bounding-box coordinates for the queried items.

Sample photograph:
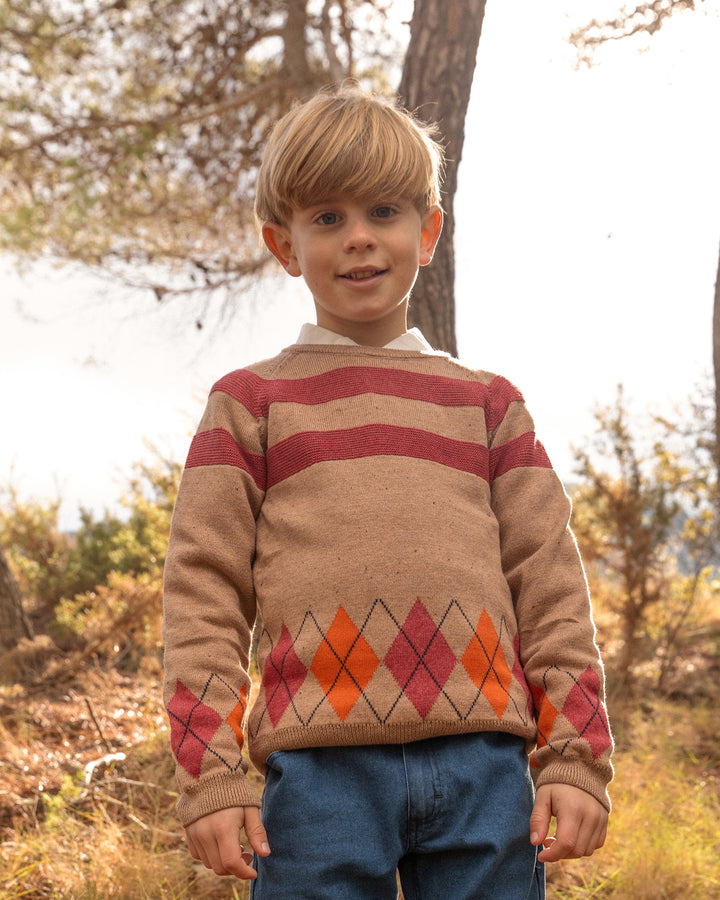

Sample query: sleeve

[487,376,614,811]
[162,375,267,826]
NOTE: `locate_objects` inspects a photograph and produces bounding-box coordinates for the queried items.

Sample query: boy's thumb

[244,806,271,856]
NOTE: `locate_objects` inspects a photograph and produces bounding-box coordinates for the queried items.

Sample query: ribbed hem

[250,719,533,774]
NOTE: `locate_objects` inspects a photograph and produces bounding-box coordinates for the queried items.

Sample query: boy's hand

[529,783,608,863]
[186,806,270,879]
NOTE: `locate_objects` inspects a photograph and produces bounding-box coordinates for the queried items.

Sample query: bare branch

[568,0,699,66]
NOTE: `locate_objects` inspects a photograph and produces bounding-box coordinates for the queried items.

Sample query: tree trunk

[713,239,720,483]
[399,0,488,356]
[615,593,639,694]
[283,0,313,85]
[0,544,33,654]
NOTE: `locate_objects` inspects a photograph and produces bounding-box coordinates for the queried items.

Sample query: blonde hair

[255,86,445,226]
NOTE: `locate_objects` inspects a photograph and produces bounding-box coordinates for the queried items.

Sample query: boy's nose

[343,219,376,252]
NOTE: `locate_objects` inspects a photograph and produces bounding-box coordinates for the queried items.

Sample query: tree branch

[568,0,698,65]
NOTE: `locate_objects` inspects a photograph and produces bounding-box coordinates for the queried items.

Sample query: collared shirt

[295,323,445,355]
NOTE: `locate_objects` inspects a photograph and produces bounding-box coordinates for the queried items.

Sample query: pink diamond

[385,600,456,718]
[263,624,308,727]
[561,666,612,759]
[167,680,223,779]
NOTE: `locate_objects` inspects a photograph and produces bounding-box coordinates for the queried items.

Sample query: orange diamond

[462,609,512,718]
[225,683,249,750]
[530,682,558,748]
[311,607,379,721]
[535,697,558,748]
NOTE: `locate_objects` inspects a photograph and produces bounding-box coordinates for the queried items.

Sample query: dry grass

[0,666,259,899]
[1,635,719,899]
[547,697,720,899]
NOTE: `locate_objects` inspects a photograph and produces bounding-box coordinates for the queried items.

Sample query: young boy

[163,86,613,899]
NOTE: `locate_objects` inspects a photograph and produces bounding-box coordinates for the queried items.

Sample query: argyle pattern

[167,674,249,780]
[529,664,612,763]
[166,597,611,782]
[254,598,535,739]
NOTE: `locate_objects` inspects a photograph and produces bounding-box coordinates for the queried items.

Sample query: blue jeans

[250,732,544,899]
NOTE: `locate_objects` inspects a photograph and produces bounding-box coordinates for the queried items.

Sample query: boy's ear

[419,206,443,267]
[262,222,302,277]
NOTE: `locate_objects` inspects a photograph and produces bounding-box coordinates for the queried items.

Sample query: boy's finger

[538,815,587,862]
[186,832,213,871]
[529,787,552,846]
[244,805,272,856]
[215,830,258,879]
[186,833,200,860]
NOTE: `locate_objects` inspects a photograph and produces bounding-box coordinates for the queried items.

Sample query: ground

[1,623,718,899]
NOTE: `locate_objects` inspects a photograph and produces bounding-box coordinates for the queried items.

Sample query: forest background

[1,1,719,898]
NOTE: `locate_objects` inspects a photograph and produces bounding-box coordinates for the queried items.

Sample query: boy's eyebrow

[302,193,412,209]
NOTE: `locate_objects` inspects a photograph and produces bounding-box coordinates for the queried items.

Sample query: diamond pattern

[263,623,308,727]
[461,609,512,718]
[311,606,380,721]
[225,682,249,750]
[167,680,223,779]
[246,598,608,775]
[385,600,456,718]
[562,665,612,758]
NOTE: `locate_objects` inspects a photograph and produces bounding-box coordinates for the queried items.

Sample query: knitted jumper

[163,344,613,826]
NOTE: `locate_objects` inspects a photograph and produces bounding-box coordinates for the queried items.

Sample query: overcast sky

[2,0,719,530]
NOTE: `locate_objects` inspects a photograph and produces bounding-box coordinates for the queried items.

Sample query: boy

[163,86,612,899]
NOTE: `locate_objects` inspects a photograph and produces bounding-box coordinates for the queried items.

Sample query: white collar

[295,323,442,354]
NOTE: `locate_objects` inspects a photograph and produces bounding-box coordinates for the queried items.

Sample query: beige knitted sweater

[163,344,613,826]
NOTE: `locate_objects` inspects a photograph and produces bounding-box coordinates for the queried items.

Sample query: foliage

[55,571,164,669]
[654,380,719,552]
[0,491,75,620]
[571,385,718,691]
[0,0,403,319]
[0,450,180,661]
[102,451,181,577]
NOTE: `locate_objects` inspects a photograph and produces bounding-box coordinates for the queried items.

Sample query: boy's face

[263,196,442,346]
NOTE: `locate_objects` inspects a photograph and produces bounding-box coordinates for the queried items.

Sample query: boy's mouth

[340,267,387,281]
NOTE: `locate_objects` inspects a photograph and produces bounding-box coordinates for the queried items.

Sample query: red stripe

[213,367,500,417]
[485,376,524,432]
[489,432,551,482]
[185,427,267,491]
[266,424,489,488]
[184,424,549,490]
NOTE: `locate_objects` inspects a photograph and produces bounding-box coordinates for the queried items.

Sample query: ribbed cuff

[534,759,613,812]
[177,772,262,827]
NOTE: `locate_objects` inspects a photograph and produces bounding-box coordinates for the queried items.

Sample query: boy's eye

[315,212,339,226]
[373,205,396,219]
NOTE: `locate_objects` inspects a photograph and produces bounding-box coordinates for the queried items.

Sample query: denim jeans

[250,731,544,900]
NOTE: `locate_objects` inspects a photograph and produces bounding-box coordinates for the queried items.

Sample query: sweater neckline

[281,343,452,361]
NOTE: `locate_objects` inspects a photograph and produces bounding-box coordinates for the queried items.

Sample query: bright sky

[2,0,719,531]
